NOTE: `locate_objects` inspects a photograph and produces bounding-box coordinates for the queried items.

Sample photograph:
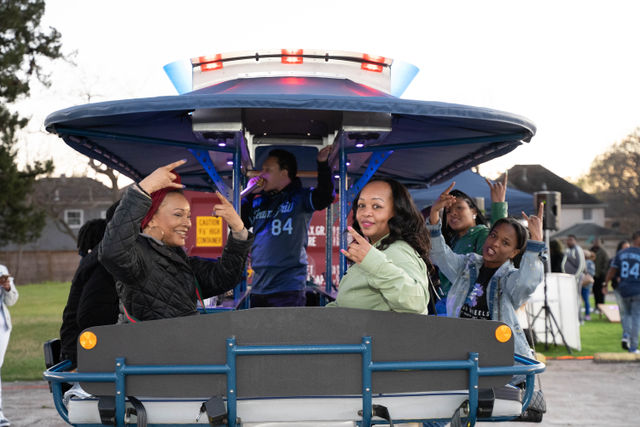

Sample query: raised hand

[429,181,457,225]
[138,159,187,194]
[522,202,544,242]
[246,175,266,194]
[0,275,11,291]
[317,144,333,162]
[340,226,373,264]
[212,191,245,232]
[485,171,508,203]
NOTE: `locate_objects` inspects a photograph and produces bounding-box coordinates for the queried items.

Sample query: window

[64,209,83,228]
[583,208,592,221]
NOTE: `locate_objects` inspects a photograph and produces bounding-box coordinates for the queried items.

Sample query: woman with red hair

[99,160,253,322]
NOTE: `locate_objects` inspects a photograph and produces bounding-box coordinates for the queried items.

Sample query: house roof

[552,222,626,239]
[34,176,118,204]
[502,165,602,205]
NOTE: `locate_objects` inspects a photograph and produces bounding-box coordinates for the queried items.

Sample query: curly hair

[351,178,432,270]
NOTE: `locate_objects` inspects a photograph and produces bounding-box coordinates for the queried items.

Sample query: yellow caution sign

[196,216,223,247]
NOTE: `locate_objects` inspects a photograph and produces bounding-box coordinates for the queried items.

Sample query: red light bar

[198,54,223,72]
[361,53,385,73]
[281,49,304,64]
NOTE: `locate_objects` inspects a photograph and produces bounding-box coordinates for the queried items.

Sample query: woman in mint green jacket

[328,178,431,314]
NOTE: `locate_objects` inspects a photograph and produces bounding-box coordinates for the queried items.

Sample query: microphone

[240,177,265,198]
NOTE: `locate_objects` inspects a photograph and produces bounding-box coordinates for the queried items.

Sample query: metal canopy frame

[49,119,530,293]
[45,75,536,300]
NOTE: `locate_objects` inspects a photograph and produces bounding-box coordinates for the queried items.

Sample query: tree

[89,159,122,203]
[0,0,64,245]
[577,127,640,234]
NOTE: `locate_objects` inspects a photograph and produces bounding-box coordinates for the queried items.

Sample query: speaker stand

[529,229,572,354]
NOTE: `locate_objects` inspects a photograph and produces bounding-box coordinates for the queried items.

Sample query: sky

[13,0,640,186]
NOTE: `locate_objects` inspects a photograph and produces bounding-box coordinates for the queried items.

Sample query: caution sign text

[196,216,223,247]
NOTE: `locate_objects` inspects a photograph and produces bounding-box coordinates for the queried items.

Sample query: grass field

[534,306,625,358]
[1,283,631,380]
[4,282,69,381]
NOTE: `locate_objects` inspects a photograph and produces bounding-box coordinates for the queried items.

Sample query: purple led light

[226,159,234,165]
[355,142,365,148]
[218,142,227,147]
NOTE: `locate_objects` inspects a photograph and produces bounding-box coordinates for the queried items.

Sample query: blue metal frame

[188,148,230,198]
[337,133,395,278]
[191,140,251,310]
[322,204,334,306]
[44,337,545,427]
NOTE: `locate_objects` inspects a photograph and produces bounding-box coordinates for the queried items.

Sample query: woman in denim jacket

[427,200,546,359]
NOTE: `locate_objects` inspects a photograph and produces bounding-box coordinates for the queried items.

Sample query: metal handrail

[43,337,545,427]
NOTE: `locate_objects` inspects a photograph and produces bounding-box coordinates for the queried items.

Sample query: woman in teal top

[430,175,509,313]
[328,178,431,314]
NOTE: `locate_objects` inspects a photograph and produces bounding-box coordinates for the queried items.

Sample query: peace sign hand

[429,181,457,225]
[212,191,245,232]
[522,202,544,242]
[485,171,508,203]
[340,226,372,264]
[138,159,187,194]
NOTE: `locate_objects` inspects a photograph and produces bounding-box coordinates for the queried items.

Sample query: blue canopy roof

[409,169,535,216]
[45,76,536,191]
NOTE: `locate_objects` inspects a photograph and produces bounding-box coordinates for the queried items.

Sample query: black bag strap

[97,395,147,426]
[126,396,147,427]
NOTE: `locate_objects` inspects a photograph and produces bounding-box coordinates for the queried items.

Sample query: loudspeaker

[533,191,561,231]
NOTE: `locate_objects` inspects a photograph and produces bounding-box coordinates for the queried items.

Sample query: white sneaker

[0,417,11,427]
[630,349,640,355]
[63,382,93,406]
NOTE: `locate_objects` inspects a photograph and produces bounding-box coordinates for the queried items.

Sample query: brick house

[504,165,625,255]
[0,176,119,284]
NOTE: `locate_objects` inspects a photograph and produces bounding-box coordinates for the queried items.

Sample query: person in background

[549,239,566,273]
[59,217,110,368]
[99,160,253,322]
[241,146,334,307]
[604,231,640,354]
[328,178,431,314]
[564,234,585,284]
[608,239,632,350]
[581,250,596,321]
[590,238,610,309]
[0,264,19,427]
[428,173,509,314]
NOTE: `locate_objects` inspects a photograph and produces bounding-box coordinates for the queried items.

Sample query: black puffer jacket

[59,250,99,367]
[99,186,253,321]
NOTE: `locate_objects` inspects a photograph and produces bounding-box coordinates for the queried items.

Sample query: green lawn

[4,282,69,381]
[535,307,624,358]
[1,283,630,380]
